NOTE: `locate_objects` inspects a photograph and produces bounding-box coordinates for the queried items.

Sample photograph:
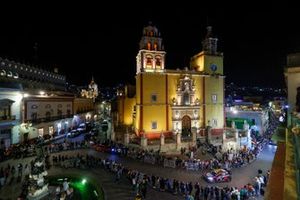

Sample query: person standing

[140,179,147,199]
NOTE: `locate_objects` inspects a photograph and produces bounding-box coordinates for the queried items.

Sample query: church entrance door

[182,115,191,138]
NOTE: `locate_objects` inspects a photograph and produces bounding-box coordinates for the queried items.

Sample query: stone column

[160,132,165,146]
[207,126,212,143]
[141,133,148,148]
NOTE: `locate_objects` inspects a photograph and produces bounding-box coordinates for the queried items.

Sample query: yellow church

[117,23,224,142]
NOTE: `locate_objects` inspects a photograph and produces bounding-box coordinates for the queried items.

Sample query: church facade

[118,24,225,141]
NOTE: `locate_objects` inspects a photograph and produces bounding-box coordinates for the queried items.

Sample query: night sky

[0,6,299,88]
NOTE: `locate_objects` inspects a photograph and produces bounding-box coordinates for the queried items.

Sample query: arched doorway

[182,115,191,137]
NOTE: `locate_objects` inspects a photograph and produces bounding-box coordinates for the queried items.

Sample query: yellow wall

[204,76,224,128]
[142,73,166,104]
[143,105,166,132]
[135,105,140,132]
[191,53,223,75]
[138,73,167,133]
[190,53,204,71]
[136,75,141,104]
[73,98,94,113]
[167,74,178,130]
[123,98,136,125]
[203,55,223,75]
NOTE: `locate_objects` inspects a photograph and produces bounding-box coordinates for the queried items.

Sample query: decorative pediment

[174,74,196,106]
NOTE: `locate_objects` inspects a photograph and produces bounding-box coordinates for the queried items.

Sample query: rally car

[203,168,232,183]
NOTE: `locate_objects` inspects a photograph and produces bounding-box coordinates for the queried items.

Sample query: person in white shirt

[63,180,69,191]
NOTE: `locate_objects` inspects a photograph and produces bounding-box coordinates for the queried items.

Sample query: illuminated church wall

[118,24,225,139]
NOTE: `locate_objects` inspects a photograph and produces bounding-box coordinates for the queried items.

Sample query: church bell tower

[136,22,166,73]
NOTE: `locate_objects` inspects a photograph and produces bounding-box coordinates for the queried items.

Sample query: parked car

[203,169,231,183]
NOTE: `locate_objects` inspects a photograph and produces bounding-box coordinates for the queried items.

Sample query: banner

[163,159,176,168]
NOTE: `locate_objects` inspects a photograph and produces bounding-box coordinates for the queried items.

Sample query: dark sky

[0,6,299,88]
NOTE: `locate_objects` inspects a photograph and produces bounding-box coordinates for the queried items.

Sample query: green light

[81,179,87,185]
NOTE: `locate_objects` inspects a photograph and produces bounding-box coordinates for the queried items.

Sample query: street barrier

[143,156,156,164]
[163,159,176,168]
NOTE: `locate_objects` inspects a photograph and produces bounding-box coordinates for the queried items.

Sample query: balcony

[0,115,16,122]
[28,114,73,124]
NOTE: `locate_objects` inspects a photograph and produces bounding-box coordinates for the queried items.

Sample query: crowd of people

[0,108,280,199]
[49,150,270,200]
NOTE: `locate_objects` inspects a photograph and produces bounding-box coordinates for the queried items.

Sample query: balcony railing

[28,114,73,124]
[0,115,16,121]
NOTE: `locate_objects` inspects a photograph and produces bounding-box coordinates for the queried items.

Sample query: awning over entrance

[0,99,15,108]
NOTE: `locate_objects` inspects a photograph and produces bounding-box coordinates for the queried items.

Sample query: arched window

[67,109,71,117]
[154,43,157,51]
[31,113,37,122]
[147,42,151,50]
[150,31,153,37]
[45,111,51,121]
[183,92,190,105]
[57,109,62,118]
[155,57,161,67]
[146,56,152,67]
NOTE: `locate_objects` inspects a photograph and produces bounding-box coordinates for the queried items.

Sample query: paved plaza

[0,144,275,200]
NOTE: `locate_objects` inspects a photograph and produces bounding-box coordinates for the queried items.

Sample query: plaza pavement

[0,144,275,200]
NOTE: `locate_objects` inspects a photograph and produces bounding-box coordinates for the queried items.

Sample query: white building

[21,95,74,141]
[222,120,252,152]
[0,86,23,147]
[284,53,300,125]
[226,106,269,136]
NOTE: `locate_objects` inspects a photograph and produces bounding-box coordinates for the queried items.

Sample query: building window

[212,119,217,127]
[154,43,158,51]
[151,94,157,103]
[183,92,190,105]
[212,94,217,104]
[38,128,44,137]
[31,113,37,122]
[0,129,11,135]
[57,109,62,118]
[45,111,51,121]
[151,121,157,130]
[146,57,152,67]
[49,126,54,135]
[67,109,71,117]
[31,105,38,109]
[155,58,161,67]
